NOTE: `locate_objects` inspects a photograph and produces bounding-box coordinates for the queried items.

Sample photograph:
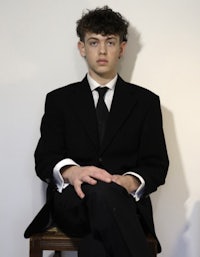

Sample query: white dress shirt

[53,74,145,201]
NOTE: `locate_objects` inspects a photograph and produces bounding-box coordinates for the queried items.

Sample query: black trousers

[53,181,151,257]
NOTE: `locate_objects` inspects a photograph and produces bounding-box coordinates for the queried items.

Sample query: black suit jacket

[25,75,169,252]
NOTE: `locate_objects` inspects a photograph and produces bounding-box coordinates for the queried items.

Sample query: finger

[112,175,122,185]
[90,168,112,183]
[74,182,85,199]
[112,174,119,181]
[98,175,112,183]
[82,175,97,185]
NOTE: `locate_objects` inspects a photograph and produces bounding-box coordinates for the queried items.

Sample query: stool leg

[30,247,43,257]
[30,239,43,257]
[53,251,62,257]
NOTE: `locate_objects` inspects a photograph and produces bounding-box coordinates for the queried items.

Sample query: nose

[99,43,107,55]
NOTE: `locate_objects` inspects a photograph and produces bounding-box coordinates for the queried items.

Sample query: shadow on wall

[188,201,200,257]
[118,24,142,82]
[151,107,189,257]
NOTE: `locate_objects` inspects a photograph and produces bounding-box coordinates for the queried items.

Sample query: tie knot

[95,87,108,98]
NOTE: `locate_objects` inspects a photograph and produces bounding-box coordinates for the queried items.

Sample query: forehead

[84,32,120,41]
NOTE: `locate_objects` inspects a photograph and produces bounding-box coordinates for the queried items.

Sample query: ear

[77,41,86,57]
[119,41,127,58]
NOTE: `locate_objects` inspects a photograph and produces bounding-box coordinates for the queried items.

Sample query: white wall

[0,1,200,257]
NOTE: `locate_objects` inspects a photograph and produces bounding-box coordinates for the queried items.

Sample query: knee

[82,181,128,201]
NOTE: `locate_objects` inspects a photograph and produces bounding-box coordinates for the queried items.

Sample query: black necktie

[95,87,109,143]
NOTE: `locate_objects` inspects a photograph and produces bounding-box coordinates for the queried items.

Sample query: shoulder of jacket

[46,80,85,99]
[118,76,159,100]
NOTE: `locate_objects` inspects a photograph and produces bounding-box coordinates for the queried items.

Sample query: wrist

[126,175,141,192]
[61,165,75,183]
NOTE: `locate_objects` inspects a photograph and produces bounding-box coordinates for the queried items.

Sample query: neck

[88,71,117,85]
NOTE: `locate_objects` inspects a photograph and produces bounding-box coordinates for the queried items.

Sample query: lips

[97,59,108,64]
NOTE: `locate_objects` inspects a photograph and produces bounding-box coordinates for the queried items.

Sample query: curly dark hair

[76,6,129,42]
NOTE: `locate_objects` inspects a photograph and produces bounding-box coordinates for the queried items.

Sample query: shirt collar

[87,73,118,91]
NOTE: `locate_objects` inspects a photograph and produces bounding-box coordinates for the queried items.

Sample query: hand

[112,174,141,194]
[61,165,112,199]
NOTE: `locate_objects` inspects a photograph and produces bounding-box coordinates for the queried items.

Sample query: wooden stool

[30,226,157,257]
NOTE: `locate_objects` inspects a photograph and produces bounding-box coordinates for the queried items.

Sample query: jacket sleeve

[34,92,67,184]
[136,96,169,196]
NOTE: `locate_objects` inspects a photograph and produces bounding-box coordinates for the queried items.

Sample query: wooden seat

[30,226,157,257]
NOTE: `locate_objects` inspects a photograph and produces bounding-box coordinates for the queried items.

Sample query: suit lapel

[70,77,99,149]
[101,77,138,152]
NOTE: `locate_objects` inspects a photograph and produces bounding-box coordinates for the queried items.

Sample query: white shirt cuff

[123,172,145,201]
[53,158,79,193]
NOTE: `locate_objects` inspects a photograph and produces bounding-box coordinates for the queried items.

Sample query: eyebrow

[106,36,118,40]
[87,35,118,41]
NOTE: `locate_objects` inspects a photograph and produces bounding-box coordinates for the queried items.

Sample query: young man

[25,6,169,257]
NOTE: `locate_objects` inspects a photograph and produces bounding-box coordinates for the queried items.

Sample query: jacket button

[98,157,103,163]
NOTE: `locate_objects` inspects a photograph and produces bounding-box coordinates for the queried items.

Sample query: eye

[107,40,115,46]
[89,41,98,47]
